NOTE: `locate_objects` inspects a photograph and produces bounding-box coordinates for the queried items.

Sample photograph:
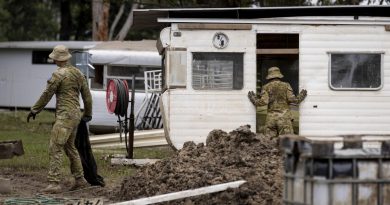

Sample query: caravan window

[32,50,54,64]
[329,53,382,90]
[192,52,243,90]
[106,66,157,92]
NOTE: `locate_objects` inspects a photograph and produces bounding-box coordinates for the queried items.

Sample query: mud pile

[116,125,284,205]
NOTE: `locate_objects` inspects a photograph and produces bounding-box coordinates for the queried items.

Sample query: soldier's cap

[49,45,72,61]
[266,66,284,80]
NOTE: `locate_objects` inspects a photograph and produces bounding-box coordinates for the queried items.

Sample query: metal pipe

[128,75,136,159]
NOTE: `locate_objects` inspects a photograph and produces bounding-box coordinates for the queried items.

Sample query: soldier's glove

[247,91,257,106]
[27,112,36,123]
[82,115,92,122]
[298,89,308,103]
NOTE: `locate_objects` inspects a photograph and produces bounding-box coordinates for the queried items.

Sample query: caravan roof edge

[157,17,390,25]
[133,6,390,29]
[0,41,101,50]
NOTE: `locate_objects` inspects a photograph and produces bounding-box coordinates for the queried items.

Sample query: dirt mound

[116,125,284,205]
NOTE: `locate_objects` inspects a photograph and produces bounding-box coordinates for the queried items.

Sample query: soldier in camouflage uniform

[248,66,307,139]
[27,45,92,194]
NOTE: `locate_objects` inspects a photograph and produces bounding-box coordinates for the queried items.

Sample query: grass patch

[0,110,175,182]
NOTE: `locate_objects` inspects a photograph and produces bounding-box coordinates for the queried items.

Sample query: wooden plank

[257,48,299,54]
[178,23,252,30]
[111,158,160,166]
[111,180,247,205]
[90,129,167,148]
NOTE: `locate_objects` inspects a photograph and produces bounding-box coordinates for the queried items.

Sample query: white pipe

[111,180,247,205]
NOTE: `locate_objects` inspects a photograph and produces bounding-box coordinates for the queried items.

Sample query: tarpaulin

[75,120,105,187]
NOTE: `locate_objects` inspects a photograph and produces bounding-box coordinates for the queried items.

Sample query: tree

[92,0,110,40]
[0,0,58,41]
[60,0,72,40]
[74,0,93,40]
[315,0,390,5]
[0,0,10,41]
[0,0,388,41]
[56,0,93,40]
[112,2,138,40]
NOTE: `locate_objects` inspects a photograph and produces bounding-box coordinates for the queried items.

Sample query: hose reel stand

[106,76,136,158]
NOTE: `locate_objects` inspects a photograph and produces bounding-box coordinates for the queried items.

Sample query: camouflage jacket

[31,63,92,120]
[252,79,305,116]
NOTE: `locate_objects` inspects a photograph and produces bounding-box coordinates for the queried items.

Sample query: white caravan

[87,40,162,133]
[0,40,161,133]
[133,6,390,149]
[0,41,97,109]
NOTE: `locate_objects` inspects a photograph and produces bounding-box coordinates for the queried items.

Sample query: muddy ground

[116,125,284,205]
[0,125,283,205]
[0,168,115,204]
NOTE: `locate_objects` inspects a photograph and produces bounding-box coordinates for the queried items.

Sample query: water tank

[281,135,390,205]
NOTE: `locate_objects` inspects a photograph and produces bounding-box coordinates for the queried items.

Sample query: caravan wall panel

[0,49,56,108]
[165,23,390,148]
[165,28,257,149]
[253,24,390,136]
[255,24,390,136]
[299,25,390,136]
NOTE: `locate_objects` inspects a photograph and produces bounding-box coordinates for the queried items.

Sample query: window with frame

[192,52,243,90]
[329,53,382,90]
[32,50,54,64]
[106,66,159,92]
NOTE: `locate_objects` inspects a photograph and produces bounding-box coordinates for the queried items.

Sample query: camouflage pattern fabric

[48,119,83,183]
[31,63,92,119]
[249,79,306,138]
[265,111,294,138]
[31,63,92,183]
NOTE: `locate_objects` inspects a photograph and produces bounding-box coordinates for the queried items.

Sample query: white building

[0,40,161,133]
[0,41,97,109]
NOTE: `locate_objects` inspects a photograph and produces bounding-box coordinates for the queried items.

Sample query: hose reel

[106,79,129,117]
[106,77,135,158]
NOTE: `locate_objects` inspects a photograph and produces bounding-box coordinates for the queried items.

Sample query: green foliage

[127,28,160,40]
[70,0,93,40]
[0,0,10,41]
[0,0,58,41]
[0,0,388,41]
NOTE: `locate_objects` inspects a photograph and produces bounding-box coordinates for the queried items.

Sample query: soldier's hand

[27,112,36,123]
[299,89,308,101]
[248,91,255,98]
[248,91,256,105]
[82,115,92,122]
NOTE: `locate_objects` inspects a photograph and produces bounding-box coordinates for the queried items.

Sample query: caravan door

[256,34,300,134]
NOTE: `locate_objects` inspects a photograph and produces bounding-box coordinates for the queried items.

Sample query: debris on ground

[116,125,284,205]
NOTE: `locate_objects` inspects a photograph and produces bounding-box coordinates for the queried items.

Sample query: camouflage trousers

[48,119,83,183]
[264,112,294,139]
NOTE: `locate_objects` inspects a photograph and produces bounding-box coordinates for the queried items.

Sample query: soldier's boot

[42,183,62,194]
[69,178,89,191]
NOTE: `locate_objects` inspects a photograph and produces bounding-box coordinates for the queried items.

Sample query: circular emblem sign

[212,32,229,49]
